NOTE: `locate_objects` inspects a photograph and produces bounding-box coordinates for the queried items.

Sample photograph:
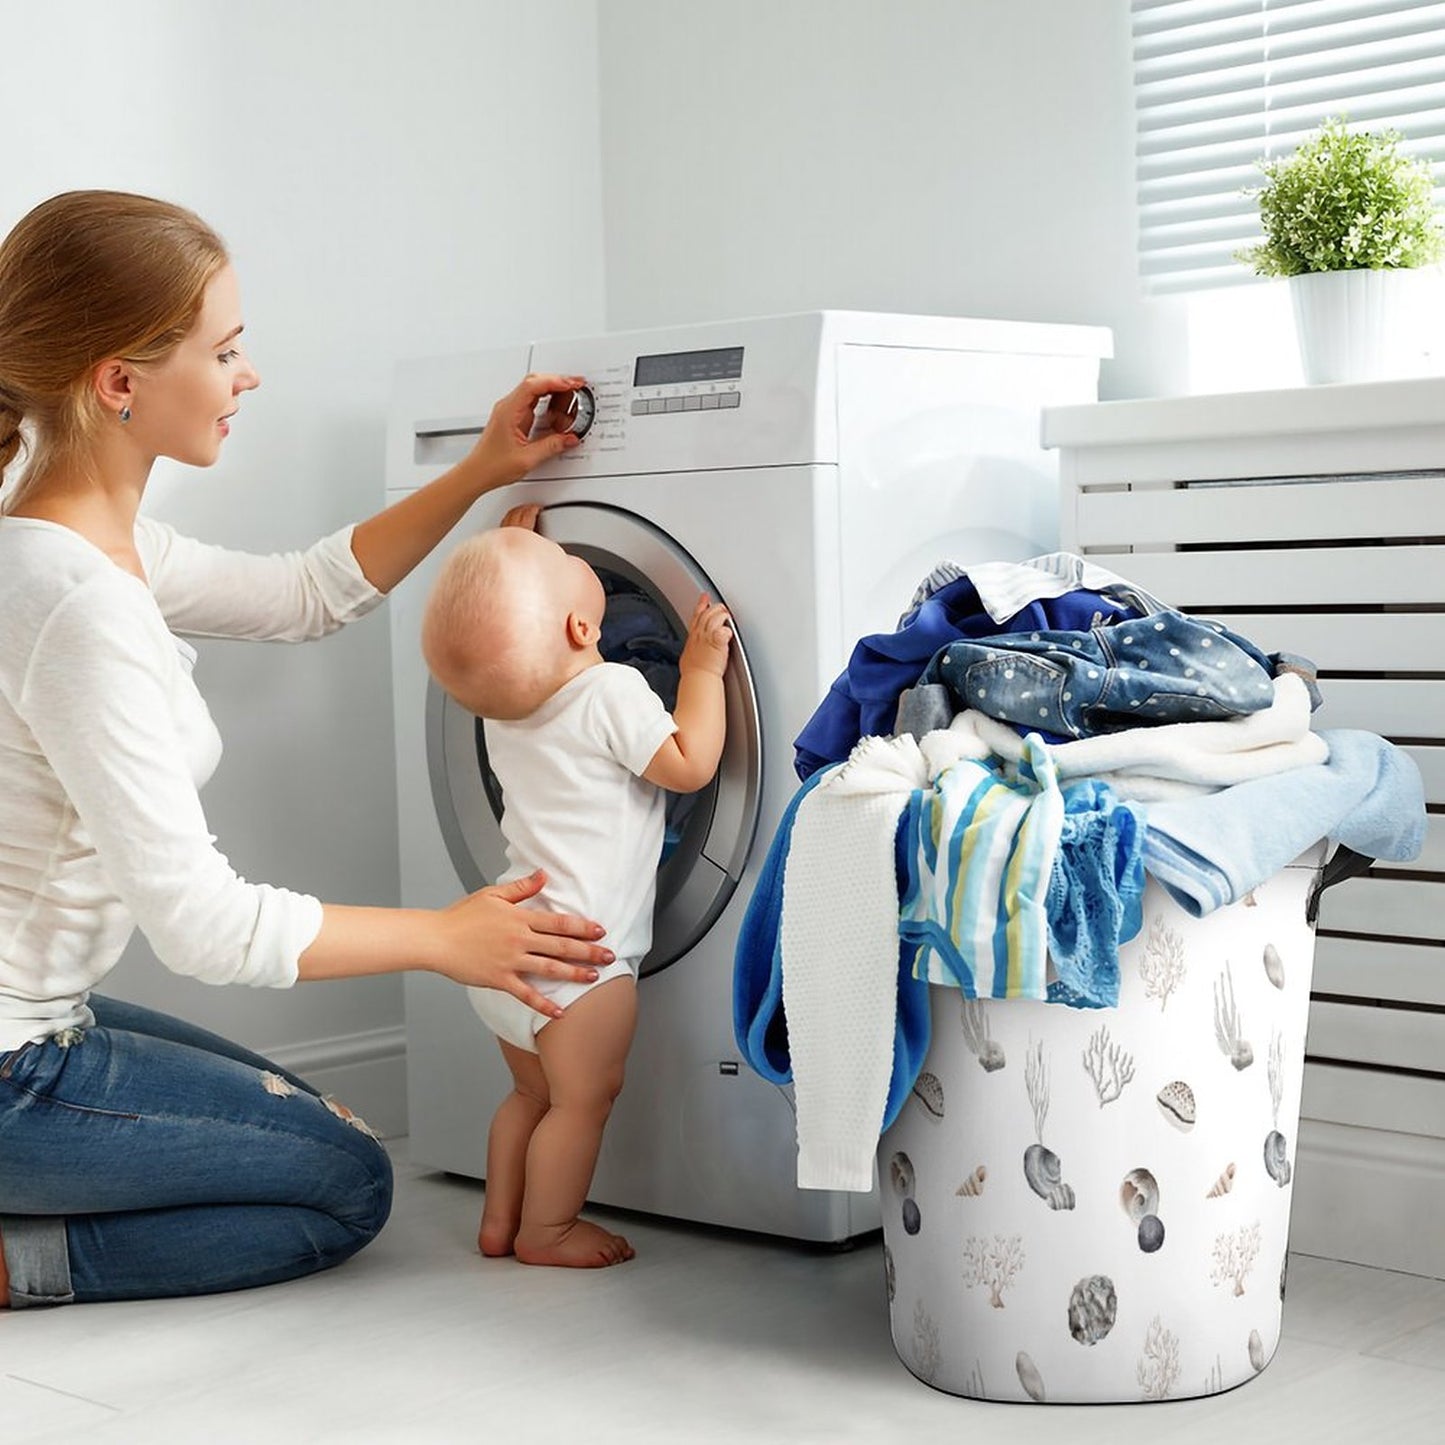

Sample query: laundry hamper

[878,847,1324,1404]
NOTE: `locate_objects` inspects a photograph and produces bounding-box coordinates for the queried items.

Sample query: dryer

[386,311,1110,1243]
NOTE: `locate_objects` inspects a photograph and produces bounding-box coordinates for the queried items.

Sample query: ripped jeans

[0,996,392,1307]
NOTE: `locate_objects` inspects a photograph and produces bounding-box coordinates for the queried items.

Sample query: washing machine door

[426,502,763,975]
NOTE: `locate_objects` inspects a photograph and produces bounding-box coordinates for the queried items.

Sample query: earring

[118,406,132,424]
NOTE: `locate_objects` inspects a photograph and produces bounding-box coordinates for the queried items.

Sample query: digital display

[634,346,744,387]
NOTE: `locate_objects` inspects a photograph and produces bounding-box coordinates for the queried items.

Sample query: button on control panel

[630,386,741,417]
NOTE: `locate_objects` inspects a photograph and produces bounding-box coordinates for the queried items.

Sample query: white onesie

[467,662,677,1051]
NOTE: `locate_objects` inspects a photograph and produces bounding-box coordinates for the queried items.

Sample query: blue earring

[118,406,132,423]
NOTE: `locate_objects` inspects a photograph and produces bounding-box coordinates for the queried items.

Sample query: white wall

[3,0,1216,1126]
[1,0,604,1115]
[597,0,1189,401]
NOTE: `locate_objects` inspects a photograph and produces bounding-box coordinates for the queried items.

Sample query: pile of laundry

[732,553,1425,1192]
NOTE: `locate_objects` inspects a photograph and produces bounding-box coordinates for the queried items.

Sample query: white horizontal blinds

[1133,0,1445,292]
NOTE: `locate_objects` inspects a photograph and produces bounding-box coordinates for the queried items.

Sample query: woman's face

[133,264,260,466]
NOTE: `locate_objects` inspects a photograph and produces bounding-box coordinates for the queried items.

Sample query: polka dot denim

[927,611,1278,740]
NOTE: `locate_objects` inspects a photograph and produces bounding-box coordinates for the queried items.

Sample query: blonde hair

[421,531,565,720]
[0,190,229,512]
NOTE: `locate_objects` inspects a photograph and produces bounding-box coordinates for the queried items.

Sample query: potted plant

[1238,118,1444,384]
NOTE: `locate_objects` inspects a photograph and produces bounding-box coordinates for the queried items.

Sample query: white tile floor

[3,1140,1443,1445]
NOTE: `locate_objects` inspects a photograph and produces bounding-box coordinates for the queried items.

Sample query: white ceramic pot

[1288,267,1415,384]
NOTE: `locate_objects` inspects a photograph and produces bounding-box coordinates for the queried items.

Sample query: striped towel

[899,734,1064,998]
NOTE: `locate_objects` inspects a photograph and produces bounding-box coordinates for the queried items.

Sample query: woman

[0,190,611,1307]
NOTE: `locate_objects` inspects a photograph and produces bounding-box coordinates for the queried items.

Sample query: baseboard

[1290,1117,1445,1280]
[267,1026,409,1140]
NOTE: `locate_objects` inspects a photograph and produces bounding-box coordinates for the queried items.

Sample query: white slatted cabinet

[1045,378,1445,1280]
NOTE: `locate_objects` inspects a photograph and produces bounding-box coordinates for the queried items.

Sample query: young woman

[0,190,611,1307]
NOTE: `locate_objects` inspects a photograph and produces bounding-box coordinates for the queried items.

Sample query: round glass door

[426,503,763,975]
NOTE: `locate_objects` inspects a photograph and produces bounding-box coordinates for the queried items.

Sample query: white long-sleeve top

[0,514,384,1052]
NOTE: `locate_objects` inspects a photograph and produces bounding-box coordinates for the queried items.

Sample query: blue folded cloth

[1141,729,1425,916]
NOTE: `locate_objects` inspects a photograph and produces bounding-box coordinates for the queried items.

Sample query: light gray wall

[1,0,605,1068]
[3,0,1181,1092]
[597,0,1186,401]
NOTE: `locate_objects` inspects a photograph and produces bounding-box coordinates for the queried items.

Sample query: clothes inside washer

[595,569,698,860]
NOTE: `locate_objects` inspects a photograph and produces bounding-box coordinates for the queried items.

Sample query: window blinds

[1133,0,1445,292]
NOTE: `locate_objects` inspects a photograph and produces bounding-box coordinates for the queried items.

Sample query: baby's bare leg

[479,1039,550,1257]
[515,976,638,1268]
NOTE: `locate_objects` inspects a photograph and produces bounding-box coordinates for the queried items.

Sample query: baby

[421,512,731,1268]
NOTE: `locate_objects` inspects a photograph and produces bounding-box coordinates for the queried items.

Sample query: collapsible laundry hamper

[878,846,1324,1404]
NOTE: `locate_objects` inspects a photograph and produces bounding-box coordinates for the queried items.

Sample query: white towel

[780,727,985,1191]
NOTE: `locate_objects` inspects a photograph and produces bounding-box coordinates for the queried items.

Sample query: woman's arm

[299,871,611,1019]
[350,372,584,594]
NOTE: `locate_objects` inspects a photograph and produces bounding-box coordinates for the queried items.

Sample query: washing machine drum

[426,503,763,975]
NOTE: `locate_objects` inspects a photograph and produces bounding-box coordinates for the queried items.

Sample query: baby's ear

[565,611,597,649]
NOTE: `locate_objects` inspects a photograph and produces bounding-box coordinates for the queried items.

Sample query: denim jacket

[921,611,1279,741]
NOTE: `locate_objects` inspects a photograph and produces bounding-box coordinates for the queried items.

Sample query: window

[1133,0,1445,292]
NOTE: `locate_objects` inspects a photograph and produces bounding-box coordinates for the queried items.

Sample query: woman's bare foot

[514,1218,635,1268]
[477,1207,519,1258]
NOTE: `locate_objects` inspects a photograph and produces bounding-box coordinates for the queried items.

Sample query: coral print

[1082,1024,1136,1106]
[962,1234,1025,1309]
[1211,1222,1263,1297]
[1139,913,1187,1009]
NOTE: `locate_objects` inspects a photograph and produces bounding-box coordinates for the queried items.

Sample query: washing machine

[387,311,1111,1243]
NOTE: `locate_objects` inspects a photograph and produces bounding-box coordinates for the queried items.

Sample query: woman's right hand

[432,870,611,1015]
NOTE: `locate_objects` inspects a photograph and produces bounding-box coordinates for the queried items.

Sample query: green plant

[1238,118,1443,276]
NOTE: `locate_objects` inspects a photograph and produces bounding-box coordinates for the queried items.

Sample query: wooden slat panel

[1311,679,1445,738]
[1077,473,1445,549]
[1306,999,1445,1074]
[1083,544,1445,607]
[1302,1060,1445,1138]
[1207,612,1445,673]
[1064,429,1445,492]
[1316,877,1444,941]
[1313,935,1445,1008]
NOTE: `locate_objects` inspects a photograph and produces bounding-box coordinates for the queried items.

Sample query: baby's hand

[679,594,732,678]
[499,503,542,531]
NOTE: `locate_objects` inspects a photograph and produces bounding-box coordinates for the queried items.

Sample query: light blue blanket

[1141,729,1425,916]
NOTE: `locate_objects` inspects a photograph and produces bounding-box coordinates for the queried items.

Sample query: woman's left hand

[465,373,587,492]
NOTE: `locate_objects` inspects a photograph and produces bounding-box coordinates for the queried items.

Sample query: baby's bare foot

[478,1210,518,1258]
[514,1218,635,1269]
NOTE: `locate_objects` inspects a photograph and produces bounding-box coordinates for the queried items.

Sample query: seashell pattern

[1023,1143,1076,1211]
[889,1151,915,1198]
[1206,1162,1237,1198]
[883,1244,895,1303]
[1263,1130,1292,1188]
[1120,1167,1159,1223]
[875,855,1317,1403]
[1156,1080,1196,1131]
[1016,1351,1045,1403]
[1248,1328,1266,1373]
[1068,1275,1118,1346]
[912,1070,945,1119]
[956,1164,987,1197]
[1263,942,1285,989]
[890,1150,923,1234]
